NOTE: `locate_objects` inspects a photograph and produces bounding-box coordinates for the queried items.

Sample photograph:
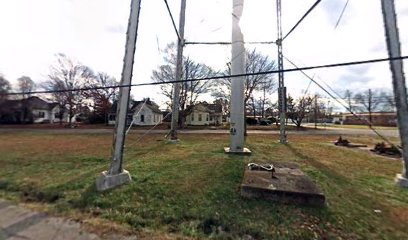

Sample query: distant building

[0,96,66,124]
[108,98,163,126]
[342,112,397,126]
[184,102,223,126]
[205,102,223,126]
[185,103,210,126]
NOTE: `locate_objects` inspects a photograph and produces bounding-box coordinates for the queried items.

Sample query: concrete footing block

[395,174,408,188]
[167,139,180,144]
[240,162,325,207]
[224,147,251,155]
[96,170,131,192]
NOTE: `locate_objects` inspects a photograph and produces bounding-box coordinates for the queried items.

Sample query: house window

[210,116,213,121]
[140,114,145,122]
[206,115,209,121]
[198,114,202,121]
[153,115,156,122]
[109,114,116,121]
[38,112,45,118]
[55,113,60,118]
[191,113,194,121]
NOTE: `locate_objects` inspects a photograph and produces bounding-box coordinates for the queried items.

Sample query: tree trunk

[262,87,266,118]
[68,104,73,126]
[244,110,247,137]
[252,99,256,118]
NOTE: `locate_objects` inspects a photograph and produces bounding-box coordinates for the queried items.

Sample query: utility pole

[225,0,249,154]
[170,0,187,141]
[276,0,287,143]
[96,0,142,191]
[381,0,408,187]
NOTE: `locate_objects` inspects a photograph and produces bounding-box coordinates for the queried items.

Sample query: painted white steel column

[381,0,408,187]
[229,0,246,151]
[96,0,141,191]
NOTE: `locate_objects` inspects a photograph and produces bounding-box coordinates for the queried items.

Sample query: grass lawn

[0,131,407,239]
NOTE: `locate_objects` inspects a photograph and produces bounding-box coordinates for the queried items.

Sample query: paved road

[0,200,99,240]
[0,200,137,240]
[0,127,400,138]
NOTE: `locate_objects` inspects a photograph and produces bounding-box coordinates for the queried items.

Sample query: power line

[5,55,408,96]
[184,41,276,45]
[163,0,181,41]
[282,0,322,41]
[284,56,398,149]
[335,0,351,29]
[317,75,345,100]
[185,41,231,45]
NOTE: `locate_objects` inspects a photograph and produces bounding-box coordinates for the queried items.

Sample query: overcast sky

[0,0,407,110]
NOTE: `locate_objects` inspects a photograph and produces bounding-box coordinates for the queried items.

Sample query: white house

[0,96,67,124]
[29,97,65,123]
[131,100,163,126]
[108,99,162,126]
[185,103,210,126]
[184,102,223,126]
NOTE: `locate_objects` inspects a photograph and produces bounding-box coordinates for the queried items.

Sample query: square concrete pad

[241,162,325,207]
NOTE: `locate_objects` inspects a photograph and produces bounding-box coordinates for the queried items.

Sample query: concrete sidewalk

[0,199,123,240]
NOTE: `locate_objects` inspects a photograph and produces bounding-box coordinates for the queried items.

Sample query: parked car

[259,119,272,125]
[246,118,259,125]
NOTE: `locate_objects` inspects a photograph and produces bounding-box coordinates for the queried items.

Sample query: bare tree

[0,74,11,101]
[43,53,95,125]
[287,95,314,128]
[379,90,396,112]
[17,76,35,98]
[84,72,118,124]
[213,98,229,120]
[152,43,216,127]
[259,80,277,118]
[17,76,36,123]
[354,89,382,125]
[212,49,277,116]
[344,89,354,112]
[0,74,11,122]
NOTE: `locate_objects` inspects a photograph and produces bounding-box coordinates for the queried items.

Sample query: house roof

[110,98,162,114]
[27,96,55,110]
[203,103,222,113]
[131,99,162,114]
[185,102,222,115]
[0,99,22,109]
[185,103,210,115]
[0,96,58,111]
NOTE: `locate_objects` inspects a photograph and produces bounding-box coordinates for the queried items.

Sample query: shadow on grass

[283,143,397,227]
[284,143,350,185]
[70,183,99,209]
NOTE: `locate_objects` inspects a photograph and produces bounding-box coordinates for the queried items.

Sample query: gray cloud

[335,65,373,88]
[370,42,386,53]
[347,65,370,75]
[336,74,372,86]
[400,8,408,16]
[105,24,126,34]
[320,0,349,26]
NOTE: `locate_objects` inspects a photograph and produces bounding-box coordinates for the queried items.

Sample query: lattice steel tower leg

[170,0,187,141]
[381,0,408,187]
[276,0,287,143]
[96,0,142,191]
